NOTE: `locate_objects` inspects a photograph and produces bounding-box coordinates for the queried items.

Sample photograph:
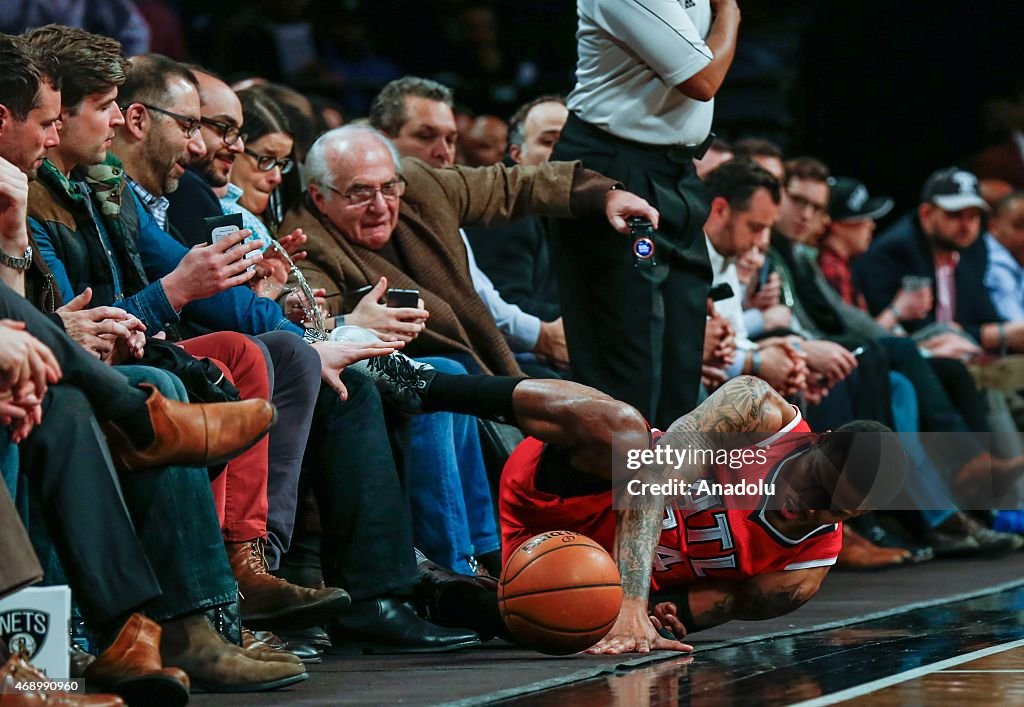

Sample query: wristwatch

[0,245,32,271]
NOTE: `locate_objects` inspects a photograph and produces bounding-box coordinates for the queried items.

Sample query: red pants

[180,332,270,542]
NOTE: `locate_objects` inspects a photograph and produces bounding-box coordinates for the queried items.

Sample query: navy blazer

[852,216,1001,341]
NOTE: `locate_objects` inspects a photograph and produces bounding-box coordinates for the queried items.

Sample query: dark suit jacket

[465,215,560,322]
[852,216,1001,341]
[165,168,224,247]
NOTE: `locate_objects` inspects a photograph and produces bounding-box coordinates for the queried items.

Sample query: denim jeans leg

[406,357,475,573]
[114,365,236,620]
[888,372,957,528]
[452,412,500,556]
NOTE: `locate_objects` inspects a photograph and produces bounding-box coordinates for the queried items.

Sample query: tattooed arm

[651,567,829,636]
[588,376,794,655]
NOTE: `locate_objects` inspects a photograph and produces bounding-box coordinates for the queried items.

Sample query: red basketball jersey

[499,407,841,591]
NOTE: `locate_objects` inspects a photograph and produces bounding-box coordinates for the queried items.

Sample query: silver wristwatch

[0,245,32,271]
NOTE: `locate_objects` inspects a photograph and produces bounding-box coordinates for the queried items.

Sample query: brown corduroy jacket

[282,157,615,375]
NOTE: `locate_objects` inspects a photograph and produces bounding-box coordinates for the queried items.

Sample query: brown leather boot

[836,525,909,570]
[159,613,307,693]
[227,539,350,627]
[84,613,189,707]
[102,384,277,472]
[2,650,124,706]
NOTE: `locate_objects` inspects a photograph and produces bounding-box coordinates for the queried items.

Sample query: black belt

[566,112,716,163]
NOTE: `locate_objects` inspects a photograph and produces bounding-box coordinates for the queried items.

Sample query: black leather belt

[566,112,715,162]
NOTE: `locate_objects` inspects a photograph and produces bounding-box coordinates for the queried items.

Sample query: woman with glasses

[225,90,297,249]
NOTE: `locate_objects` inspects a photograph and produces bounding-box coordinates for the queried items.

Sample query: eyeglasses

[136,104,201,137]
[244,149,294,174]
[200,116,247,146]
[325,177,406,207]
[785,190,828,216]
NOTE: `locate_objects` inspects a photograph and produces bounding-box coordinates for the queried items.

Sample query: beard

[928,230,969,253]
[193,151,230,187]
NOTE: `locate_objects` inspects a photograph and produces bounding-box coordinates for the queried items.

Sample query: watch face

[633,236,655,260]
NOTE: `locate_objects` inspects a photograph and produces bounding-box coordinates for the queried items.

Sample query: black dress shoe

[415,554,509,642]
[250,630,322,664]
[276,625,331,651]
[328,597,481,654]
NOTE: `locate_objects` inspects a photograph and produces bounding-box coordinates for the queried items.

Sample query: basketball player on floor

[358,359,908,654]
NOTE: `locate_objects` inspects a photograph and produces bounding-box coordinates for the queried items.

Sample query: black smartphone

[754,254,774,293]
[203,213,255,270]
[386,288,420,308]
[709,283,735,302]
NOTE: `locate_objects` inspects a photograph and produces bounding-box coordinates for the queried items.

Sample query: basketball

[498,531,623,655]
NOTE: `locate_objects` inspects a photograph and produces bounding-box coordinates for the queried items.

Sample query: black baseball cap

[828,177,894,222]
[920,167,990,212]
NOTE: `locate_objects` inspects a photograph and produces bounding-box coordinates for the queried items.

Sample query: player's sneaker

[330,326,436,413]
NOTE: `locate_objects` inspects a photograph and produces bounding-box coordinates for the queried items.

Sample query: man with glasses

[116,61,492,653]
[23,31,464,663]
[284,124,659,377]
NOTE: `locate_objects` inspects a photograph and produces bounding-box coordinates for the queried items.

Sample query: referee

[550,0,740,428]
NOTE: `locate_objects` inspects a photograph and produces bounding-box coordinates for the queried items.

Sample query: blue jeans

[405,357,500,574]
[888,372,957,528]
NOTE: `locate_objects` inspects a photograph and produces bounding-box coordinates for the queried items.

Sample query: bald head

[306,126,404,250]
[190,68,244,186]
[460,115,507,167]
[306,125,400,191]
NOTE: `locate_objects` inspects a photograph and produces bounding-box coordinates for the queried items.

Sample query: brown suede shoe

[160,614,307,693]
[84,613,189,707]
[2,650,124,706]
[228,539,350,628]
[102,384,277,472]
[836,525,909,570]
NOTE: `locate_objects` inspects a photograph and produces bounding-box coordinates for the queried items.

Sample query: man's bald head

[187,66,245,187]
[306,125,404,250]
[460,115,507,167]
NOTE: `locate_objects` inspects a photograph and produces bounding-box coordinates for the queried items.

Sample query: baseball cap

[920,167,990,212]
[828,177,894,222]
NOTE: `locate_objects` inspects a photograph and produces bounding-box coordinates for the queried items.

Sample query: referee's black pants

[550,114,712,428]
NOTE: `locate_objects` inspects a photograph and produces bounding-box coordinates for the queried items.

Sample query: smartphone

[386,288,420,308]
[709,283,735,302]
[203,213,256,270]
[754,254,774,293]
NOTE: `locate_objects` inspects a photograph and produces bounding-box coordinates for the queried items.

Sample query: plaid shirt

[817,245,867,311]
[128,178,171,231]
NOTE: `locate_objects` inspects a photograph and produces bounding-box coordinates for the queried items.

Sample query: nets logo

[0,609,50,659]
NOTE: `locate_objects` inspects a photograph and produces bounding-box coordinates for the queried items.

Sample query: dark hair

[0,33,60,121]
[732,137,783,161]
[238,89,292,144]
[22,25,125,114]
[705,158,781,210]
[369,76,453,136]
[784,156,831,185]
[118,54,198,109]
[507,94,565,148]
[815,420,907,510]
[247,83,314,160]
[238,86,303,229]
[708,137,732,153]
[993,191,1024,218]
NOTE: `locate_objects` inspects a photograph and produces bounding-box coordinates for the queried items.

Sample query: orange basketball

[498,531,622,655]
